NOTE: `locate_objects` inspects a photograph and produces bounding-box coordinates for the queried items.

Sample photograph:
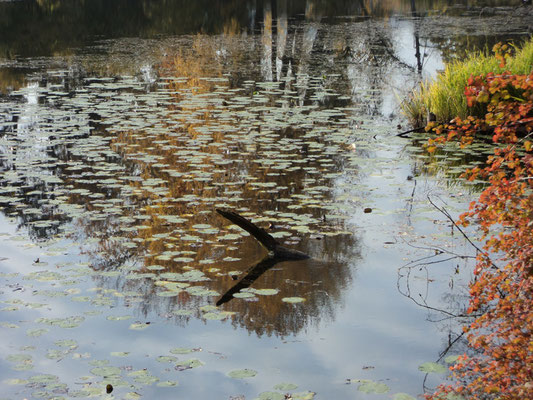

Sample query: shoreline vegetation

[404,39,532,400]
[402,37,533,126]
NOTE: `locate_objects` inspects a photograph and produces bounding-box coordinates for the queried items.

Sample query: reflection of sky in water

[0,5,522,398]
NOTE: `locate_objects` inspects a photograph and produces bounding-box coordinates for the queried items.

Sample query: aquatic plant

[424,69,533,399]
[403,37,533,126]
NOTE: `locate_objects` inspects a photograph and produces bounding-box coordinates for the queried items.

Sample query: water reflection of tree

[1,0,526,60]
[396,216,485,394]
[2,0,528,339]
[0,28,361,337]
[87,39,362,336]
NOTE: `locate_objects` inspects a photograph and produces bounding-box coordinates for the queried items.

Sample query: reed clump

[403,37,533,126]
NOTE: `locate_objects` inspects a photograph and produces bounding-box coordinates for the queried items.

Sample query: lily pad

[293,392,316,399]
[351,379,389,394]
[170,347,197,355]
[418,362,448,374]
[253,288,279,296]
[228,368,257,379]
[175,358,204,369]
[393,394,417,400]
[157,380,179,387]
[28,374,59,384]
[281,297,306,303]
[257,392,285,400]
[90,366,122,377]
[274,382,298,391]
[444,355,460,364]
[156,356,177,363]
[129,322,150,330]
[110,352,130,357]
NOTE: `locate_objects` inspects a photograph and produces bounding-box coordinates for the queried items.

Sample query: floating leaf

[444,355,460,364]
[204,312,231,320]
[233,292,256,299]
[28,374,59,384]
[91,366,122,377]
[350,379,389,394]
[26,328,49,337]
[55,339,78,349]
[418,362,448,374]
[123,392,142,399]
[253,288,279,296]
[111,352,130,357]
[228,369,257,378]
[293,391,315,399]
[281,297,306,303]
[157,356,177,363]
[393,394,417,400]
[6,354,32,363]
[157,380,179,387]
[129,323,150,330]
[175,358,204,369]
[4,378,28,385]
[107,315,133,321]
[274,382,298,391]
[170,347,197,355]
[258,392,285,400]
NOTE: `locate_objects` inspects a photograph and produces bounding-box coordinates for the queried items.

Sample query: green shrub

[402,37,533,126]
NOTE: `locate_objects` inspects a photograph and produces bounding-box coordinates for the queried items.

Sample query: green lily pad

[418,362,448,374]
[253,288,279,296]
[46,349,67,360]
[107,315,133,321]
[26,328,49,337]
[4,378,28,385]
[91,366,122,377]
[393,394,417,400]
[274,382,298,391]
[170,347,196,355]
[129,322,150,330]
[55,339,78,348]
[203,312,229,320]
[228,369,257,379]
[111,352,130,357]
[233,292,256,299]
[175,358,204,369]
[157,380,179,387]
[281,297,306,303]
[28,374,59,384]
[123,392,142,399]
[257,392,285,400]
[444,355,460,364]
[156,356,177,363]
[293,392,315,399]
[1,322,19,329]
[351,379,390,394]
[6,354,32,363]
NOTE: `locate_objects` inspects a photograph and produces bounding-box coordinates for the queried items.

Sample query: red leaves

[425,71,533,400]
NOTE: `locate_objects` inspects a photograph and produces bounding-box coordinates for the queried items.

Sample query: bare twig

[427,195,487,256]
[396,126,425,138]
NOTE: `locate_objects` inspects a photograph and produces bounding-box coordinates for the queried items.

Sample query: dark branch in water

[215,209,310,306]
[216,255,280,306]
[216,209,309,260]
[216,209,278,251]
[396,126,425,138]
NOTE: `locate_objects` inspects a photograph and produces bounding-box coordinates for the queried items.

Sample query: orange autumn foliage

[425,70,533,399]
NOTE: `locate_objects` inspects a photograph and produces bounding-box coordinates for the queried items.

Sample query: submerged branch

[215,209,310,305]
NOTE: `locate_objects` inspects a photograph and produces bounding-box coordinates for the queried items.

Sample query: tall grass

[403,37,533,126]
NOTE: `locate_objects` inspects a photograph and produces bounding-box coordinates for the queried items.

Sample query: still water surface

[0,1,531,399]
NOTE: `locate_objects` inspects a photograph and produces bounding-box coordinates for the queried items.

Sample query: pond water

[0,1,531,399]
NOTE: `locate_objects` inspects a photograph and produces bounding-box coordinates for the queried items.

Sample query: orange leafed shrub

[425,70,532,399]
